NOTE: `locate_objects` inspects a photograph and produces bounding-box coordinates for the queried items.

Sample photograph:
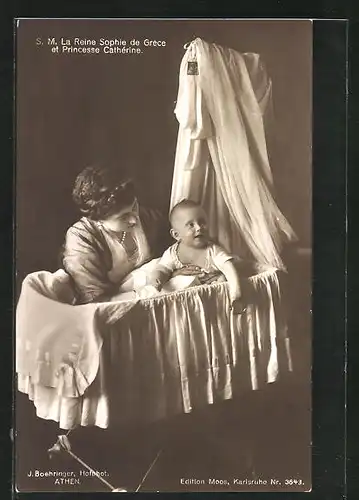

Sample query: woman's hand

[146,265,171,290]
[146,276,163,290]
[136,285,161,299]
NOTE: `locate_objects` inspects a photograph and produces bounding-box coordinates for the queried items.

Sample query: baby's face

[171,206,209,248]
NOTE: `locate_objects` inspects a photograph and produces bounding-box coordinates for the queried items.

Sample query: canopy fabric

[171,38,296,269]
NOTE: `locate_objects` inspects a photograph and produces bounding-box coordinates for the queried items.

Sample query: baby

[147,199,244,313]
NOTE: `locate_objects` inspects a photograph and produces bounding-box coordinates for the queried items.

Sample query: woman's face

[101,199,139,233]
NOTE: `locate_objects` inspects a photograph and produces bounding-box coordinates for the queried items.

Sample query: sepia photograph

[15,18,312,492]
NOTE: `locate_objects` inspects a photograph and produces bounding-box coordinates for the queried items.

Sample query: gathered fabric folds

[171,38,296,268]
[16,270,138,398]
[17,267,292,430]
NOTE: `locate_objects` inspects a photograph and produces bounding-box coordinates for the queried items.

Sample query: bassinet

[16,266,292,432]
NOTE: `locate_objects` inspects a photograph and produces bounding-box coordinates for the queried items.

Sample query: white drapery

[170,38,296,269]
[17,267,292,430]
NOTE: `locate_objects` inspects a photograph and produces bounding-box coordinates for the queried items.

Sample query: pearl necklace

[98,221,127,244]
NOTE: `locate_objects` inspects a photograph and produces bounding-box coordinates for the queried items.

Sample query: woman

[62,164,170,304]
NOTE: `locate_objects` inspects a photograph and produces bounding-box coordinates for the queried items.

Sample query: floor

[15,253,311,493]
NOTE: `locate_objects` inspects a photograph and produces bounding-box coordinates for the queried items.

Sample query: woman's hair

[72,164,136,220]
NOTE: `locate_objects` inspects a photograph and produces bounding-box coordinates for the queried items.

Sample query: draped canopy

[170,38,296,269]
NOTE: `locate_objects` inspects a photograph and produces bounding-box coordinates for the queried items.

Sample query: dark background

[16,19,312,285]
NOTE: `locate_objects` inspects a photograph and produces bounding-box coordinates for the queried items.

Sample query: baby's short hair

[169,199,201,226]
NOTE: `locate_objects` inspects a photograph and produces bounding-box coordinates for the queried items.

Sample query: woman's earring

[132,198,139,213]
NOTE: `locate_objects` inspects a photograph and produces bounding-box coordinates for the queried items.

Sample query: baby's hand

[172,265,203,277]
